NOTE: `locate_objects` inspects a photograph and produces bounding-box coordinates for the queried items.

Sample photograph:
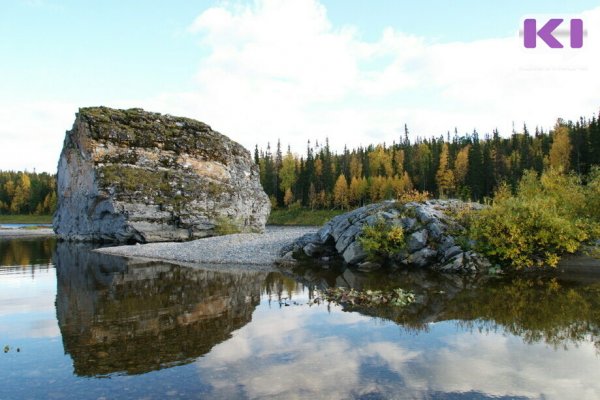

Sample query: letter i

[570,19,583,48]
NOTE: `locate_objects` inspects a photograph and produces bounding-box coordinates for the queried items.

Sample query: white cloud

[0,101,76,173]
[3,0,599,171]
[145,0,600,155]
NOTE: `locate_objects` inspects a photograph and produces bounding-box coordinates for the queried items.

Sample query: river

[1,236,599,399]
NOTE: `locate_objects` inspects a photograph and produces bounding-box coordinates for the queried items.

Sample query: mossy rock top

[78,106,247,161]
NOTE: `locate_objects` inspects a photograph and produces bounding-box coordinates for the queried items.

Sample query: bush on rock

[358,218,405,262]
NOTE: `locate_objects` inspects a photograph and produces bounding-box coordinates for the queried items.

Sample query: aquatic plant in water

[316,287,415,308]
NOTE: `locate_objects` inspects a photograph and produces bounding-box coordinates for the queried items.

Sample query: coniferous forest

[255,114,600,209]
[0,171,57,215]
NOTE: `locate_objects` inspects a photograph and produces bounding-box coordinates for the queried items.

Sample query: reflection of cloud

[0,317,60,339]
[418,332,600,399]
[362,341,420,373]
[0,268,58,339]
[196,301,366,399]
[27,319,60,338]
[195,295,600,400]
[0,271,57,316]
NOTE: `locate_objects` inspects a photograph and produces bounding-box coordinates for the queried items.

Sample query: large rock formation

[53,107,270,243]
[282,200,492,273]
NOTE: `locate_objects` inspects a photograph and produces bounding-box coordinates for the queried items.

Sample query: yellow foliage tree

[333,174,349,209]
[436,143,455,197]
[549,124,571,171]
[393,149,405,174]
[368,145,393,177]
[283,188,294,207]
[9,173,31,213]
[349,176,368,206]
[318,190,329,208]
[391,172,413,198]
[314,158,323,178]
[454,145,470,185]
[349,155,363,179]
[278,150,297,193]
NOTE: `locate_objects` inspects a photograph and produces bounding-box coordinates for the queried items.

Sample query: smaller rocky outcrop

[282,200,492,273]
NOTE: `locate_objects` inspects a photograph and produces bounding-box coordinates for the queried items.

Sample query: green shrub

[359,218,405,262]
[587,166,600,223]
[470,169,594,269]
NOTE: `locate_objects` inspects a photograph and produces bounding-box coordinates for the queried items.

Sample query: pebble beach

[95,226,316,268]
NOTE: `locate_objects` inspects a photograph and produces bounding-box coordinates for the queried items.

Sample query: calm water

[0,224,52,229]
[1,238,600,400]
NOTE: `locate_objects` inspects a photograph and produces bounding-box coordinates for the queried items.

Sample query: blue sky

[1,0,599,172]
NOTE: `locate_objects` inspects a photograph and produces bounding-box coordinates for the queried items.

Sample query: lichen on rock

[53,106,270,243]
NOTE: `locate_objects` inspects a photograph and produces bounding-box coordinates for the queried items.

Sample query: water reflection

[282,264,600,350]
[54,243,266,376]
[197,266,600,399]
[2,238,600,399]
[0,237,56,268]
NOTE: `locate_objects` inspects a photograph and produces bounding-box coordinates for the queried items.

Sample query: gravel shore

[0,228,56,239]
[95,226,316,267]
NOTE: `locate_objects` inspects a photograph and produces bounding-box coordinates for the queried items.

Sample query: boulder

[286,199,491,274]
[443,246,463,261]
[53,107,270,243]
[407,247,438,268]
[407,229,428,252]
[343,241,368,264]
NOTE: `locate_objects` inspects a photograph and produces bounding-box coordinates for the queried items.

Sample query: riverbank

[268,208,344,226]
[0,227,55,238]
[95,226,317,268]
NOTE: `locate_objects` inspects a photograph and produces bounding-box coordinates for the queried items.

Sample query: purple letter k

[524,19,563,48]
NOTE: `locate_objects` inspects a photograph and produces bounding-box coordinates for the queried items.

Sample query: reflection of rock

[54,243,265,376]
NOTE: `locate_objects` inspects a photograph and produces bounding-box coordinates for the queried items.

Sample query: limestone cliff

[53,107,270,243]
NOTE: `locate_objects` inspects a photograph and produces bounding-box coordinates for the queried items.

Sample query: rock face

[53,107,270,243]
[285,200,491,273]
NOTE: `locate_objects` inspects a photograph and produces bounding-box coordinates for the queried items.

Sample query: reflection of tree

[0,237,55,269]
[283,264,600,350]
[449,277,600,351]
[262,272,304,304]
[54,243,265,377]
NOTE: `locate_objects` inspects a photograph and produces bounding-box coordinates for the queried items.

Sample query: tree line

[3,112,599,215]
[255,113,600,209]
[0,171,57,215]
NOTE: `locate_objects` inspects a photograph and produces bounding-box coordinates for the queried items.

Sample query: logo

[523,18,583,48]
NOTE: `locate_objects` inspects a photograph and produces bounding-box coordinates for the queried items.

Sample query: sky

[1,0,599,173]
